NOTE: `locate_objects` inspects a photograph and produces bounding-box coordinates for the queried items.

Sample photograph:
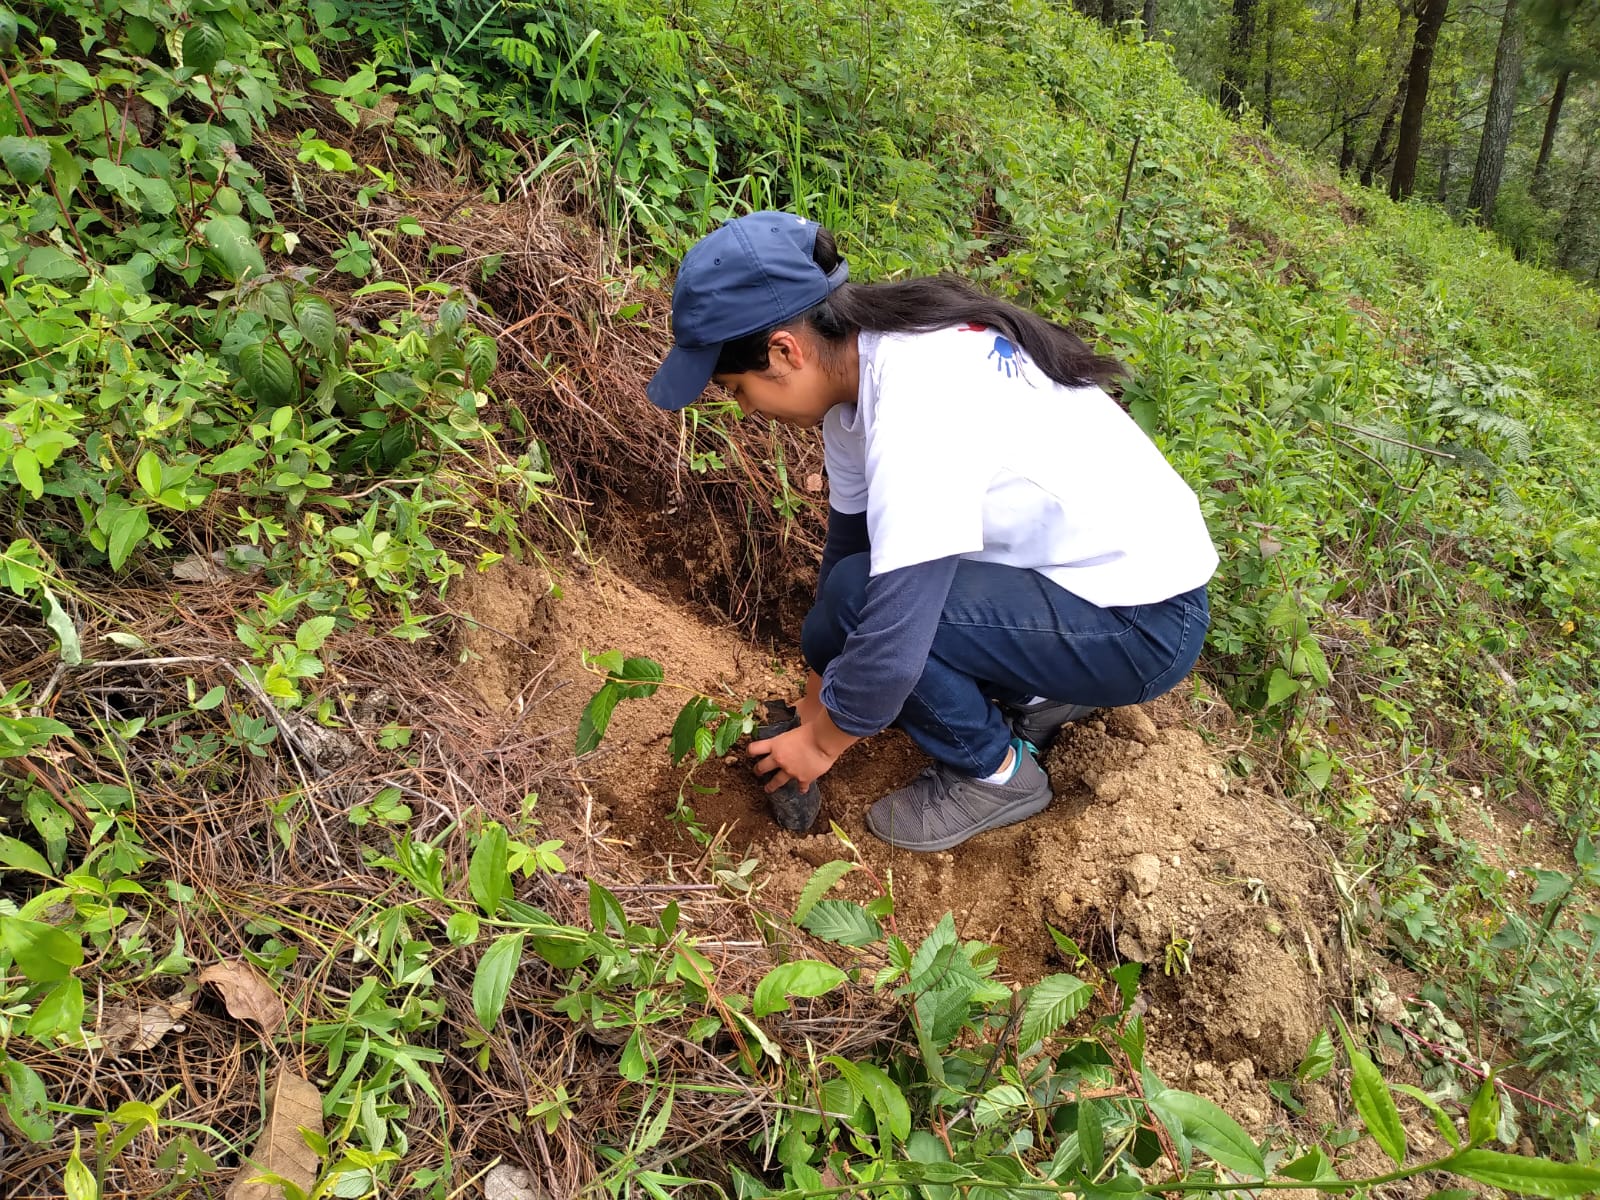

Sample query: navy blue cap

[647,211,849,411]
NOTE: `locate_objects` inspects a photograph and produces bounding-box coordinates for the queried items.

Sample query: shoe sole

[865,790,1052,852]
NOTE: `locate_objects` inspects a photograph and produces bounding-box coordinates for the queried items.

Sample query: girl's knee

[801,552,871,668]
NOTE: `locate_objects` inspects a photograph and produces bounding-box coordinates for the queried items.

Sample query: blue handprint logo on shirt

[988,335,1019,377]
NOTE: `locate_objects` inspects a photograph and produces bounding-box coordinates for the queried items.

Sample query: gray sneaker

[865,742,1053,851]
[1004,699,1098,753]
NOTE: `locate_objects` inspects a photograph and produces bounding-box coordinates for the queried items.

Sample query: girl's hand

[748,724,836,795]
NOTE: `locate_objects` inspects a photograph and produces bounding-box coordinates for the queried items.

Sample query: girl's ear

[766,328,805,370]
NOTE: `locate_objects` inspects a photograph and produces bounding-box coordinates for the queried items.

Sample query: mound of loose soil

[454,557,1343,1120]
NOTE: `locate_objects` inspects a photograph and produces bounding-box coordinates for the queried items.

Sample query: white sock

[979,743,1021,785]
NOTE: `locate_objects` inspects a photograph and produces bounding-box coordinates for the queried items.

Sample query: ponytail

[714,228,1125,389]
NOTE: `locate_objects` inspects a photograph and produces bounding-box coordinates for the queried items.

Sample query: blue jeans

[801,554,1209,777]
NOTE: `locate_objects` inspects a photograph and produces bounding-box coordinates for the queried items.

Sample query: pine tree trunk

[1101,0,1119,28]
[1336,0,1365,173]
[1142,0,1157,36]
[1557,138,1596,269]
[1220,0,1259,116]
[1436,139,1452,203]
[1533,67,1571,190]
[1389,0,1450,200]
[1465,0,1524,223]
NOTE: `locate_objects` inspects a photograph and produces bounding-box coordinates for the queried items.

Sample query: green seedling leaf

[27,975,84,1039]
[1278,1147,1339,1182]
[1467,1077,1499,1146]
[1,1060,52,1142]
[620,1027,649,1082]
[801,900,882,947]
[1107,961,1142,1012]
[1154,1088,1266,1177]
[576,683,620,755]
[668,696,712,764]
[471,933,522,1031]
[445,911,480,946]
[793,860,855,924]
[1297,1029,1335,1081]
[1019,973,1094,1050]
[825,1056,910,1143]
[752,960,847,1018]
[1443,1150,1600,1197]
[465,334,497,387]
[1528,869,1572,905]
[1338,1018,1407,1165]
[469,822,510,916]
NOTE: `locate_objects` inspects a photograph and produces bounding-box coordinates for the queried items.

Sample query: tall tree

[1362,66,1408,185]
[1337,0,1367,172]
[1263,0,1278,127]
[1389,0,1451,199]
[1533,67,1571,186]
[1220,0,1259,116]
[1141,0,1157,37]
[1466,0,1525,222]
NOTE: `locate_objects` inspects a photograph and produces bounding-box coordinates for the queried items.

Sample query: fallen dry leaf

[484,1162,544,1200]
[226,1065,324,1200]
[99,992,193,1055]
[199,961,285,1031]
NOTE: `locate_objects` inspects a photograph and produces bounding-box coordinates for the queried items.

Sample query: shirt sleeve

[862,361,990,576]
[818,555,959,736]
[817,507,870,601]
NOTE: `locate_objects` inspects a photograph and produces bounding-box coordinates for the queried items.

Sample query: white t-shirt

[822,326,1217,608]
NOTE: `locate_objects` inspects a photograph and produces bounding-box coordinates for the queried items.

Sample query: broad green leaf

[135,452,164,499]
[793,860,855,924]
[619,1027,649,1082]
[238,343,298,407]
[0,136,48,185]
[1019,973,1094,1050]
[11,446,41,497]
[21,246,88,282]
[27,976,84,1039]
[1266,667,1300,706]
[1528,869,1571,905]
[1,1060,52,1142]
[669,697,711,765]
[1155,1089,1265,1177]
[575,683,620,755]
[471,933,522,1031]
[204,444,265,475]
[1444,1150,1600,1198]
[1339,1022,1407,1165]
[444,911,480,946]
[752,960,847,1018]
[203,213,267,282]
[469,823,510,916]
[293,295,338,352]
[801,900,882,947]
[0,916,84,982]
[0,835,52,876]
[1078,1097,1106,1175]
[613,656,663,697]
[465,334,497,387]
[106,504,150,571]
[181,21,225,73]
[825,1056,910,1142]
[294,616,336,652]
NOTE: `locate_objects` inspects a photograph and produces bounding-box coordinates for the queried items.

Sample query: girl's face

[712,329,857,429]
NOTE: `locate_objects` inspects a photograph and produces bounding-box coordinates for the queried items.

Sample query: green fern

[1430,395,1533,461]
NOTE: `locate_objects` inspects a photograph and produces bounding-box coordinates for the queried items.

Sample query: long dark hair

[714,228,1125,388]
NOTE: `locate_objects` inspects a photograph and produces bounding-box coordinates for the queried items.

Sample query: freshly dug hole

[455,556,1344,1114]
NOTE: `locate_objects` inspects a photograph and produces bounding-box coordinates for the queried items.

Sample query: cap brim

[647,342,721,411]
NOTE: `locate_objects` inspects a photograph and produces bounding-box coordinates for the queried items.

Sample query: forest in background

[1,0,1599,1195]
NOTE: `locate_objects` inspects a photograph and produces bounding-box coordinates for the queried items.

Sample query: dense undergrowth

[2,0,1600,1194]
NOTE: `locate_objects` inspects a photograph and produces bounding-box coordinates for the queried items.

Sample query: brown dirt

[455,557,1345,1119]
